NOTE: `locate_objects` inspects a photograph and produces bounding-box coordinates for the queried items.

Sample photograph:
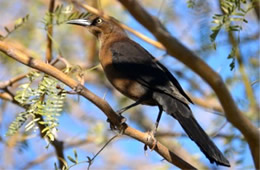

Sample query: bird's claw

[144,129,157,152]
[73,84,84,93]
[106,115,127,133]
[107,118,116,130]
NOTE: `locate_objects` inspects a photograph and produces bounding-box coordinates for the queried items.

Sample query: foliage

[43,5,89,29]
[210,0,252,42]
[6,71,66,141]
[187,0,196,8]
[3,4,89,142]
[0,14,29,41]
[210,0,254,70]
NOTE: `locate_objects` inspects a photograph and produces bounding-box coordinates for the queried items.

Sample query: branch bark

[0,41,196,169]
[45,0,55,62]
[253,0,260,20]
[116,0,259,168]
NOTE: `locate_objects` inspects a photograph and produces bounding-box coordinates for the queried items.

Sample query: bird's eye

[96,18,102,24]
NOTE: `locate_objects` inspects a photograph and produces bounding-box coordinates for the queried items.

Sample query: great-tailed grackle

[67,15,230,167]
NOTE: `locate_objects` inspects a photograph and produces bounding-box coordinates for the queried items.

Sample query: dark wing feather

[155,60,193,104]
[110,39,192,105]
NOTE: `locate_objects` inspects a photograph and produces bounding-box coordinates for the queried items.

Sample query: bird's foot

[107,118,117,131]
[73,84,84,94]
[106,115,126,132]
[144,128,157,152]
[115,108,127,126]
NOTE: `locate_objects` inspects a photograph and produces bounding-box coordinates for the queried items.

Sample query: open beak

[66,19,91,26]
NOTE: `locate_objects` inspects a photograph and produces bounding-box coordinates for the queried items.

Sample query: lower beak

[66,19,91,26]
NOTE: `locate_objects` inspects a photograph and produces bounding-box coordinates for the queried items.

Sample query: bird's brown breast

[99,41,155,105]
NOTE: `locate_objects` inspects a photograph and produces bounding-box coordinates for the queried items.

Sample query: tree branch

[0,41,196,169]
[253,0,260,20]
[0,73,27,89]
[116,0,259,168]
[45,0,55,62]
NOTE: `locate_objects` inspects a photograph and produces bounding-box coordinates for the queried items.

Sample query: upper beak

[66,19,91,26]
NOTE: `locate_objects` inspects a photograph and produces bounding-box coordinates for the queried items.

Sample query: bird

[67,14,230,167]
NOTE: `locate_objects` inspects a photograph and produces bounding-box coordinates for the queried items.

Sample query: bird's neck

[100,34,125,45]
[98,27,127,46]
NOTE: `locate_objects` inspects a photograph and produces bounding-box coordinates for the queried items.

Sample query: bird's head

[67,14,126,39]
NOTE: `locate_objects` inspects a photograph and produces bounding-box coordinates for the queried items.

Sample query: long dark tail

[154,92,230,167]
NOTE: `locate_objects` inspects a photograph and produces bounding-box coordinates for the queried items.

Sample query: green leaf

[6,112,28,136]
[243,18,248,23]
[229,25,242,31]
[230,17,244,22]
[25,118,40,131]
[47,133,55,141]
[229,60,235,71]
[67,156,77,164]
[233,12,245,16]
[74,149,78,162]
[210,27,221,42]
[54,163,58,170]
[227,47,237,71]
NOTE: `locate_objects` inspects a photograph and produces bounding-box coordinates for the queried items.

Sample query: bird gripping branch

[67,14,230,167]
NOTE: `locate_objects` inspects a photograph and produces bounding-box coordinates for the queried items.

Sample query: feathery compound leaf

[7,72,67,141]
[210,0,254,70]
[35,75,66,140]
[42,5,90,27]
[1,14,29,40]
[6,112,28,136]
[210,0,252,43]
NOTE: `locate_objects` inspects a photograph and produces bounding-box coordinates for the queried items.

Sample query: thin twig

[210,120,228,138]
[23,138,95,169]
[156,131,242,140]
[157,0,166,18]
[0,73,27,89]
[87,134,120,170]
